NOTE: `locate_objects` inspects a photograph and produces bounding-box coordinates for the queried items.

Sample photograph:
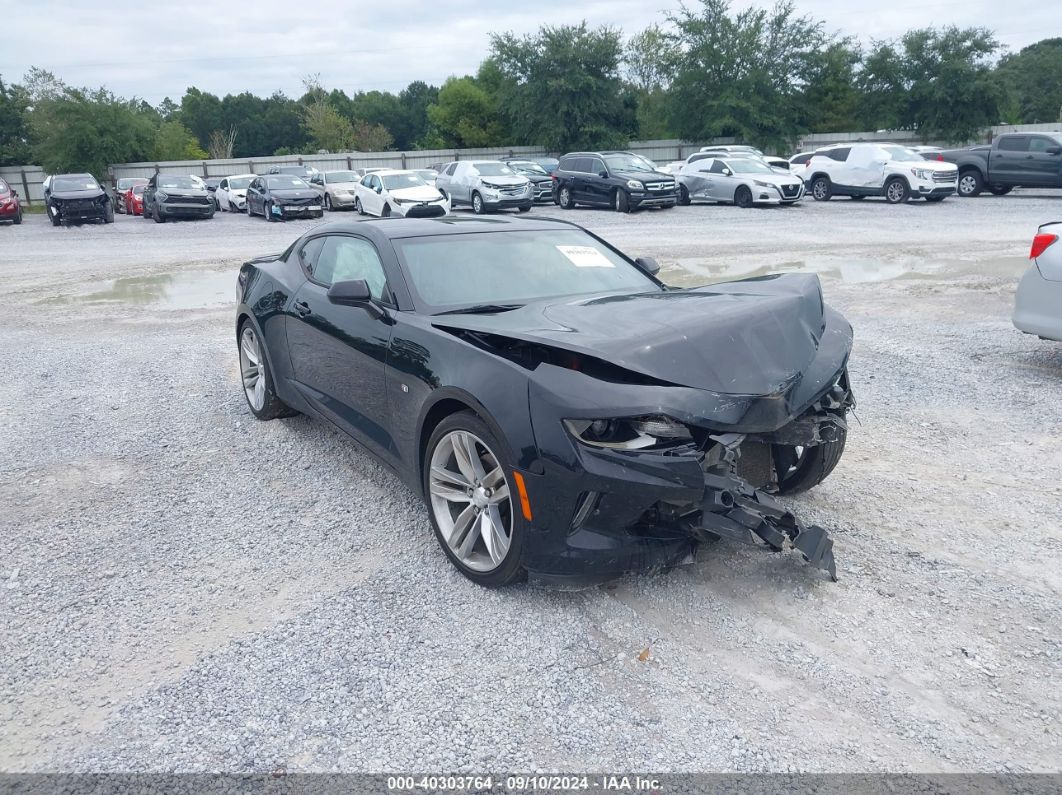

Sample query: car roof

[372,169,416,177]
[308,215,585,242]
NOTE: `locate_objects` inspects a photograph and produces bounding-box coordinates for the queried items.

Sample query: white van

[804,143,959,203]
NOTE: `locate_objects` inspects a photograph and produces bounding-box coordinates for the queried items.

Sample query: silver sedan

[1014,222,1062,342]
[678,157,805,207]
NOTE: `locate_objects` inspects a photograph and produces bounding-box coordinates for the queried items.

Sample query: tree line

[1,0,1059,178]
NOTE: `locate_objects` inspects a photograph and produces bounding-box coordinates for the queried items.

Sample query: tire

[678,184,691,206]
[205,207,215,219]
[423,411,526,588]
[143,203,152,221]
[811,176,832,201]
[103,203,114,223]
[238,321,297,421]
[884,177,910,204]
[773,428,847,495]
[325,194,333,211]
[154,204,166,223]
[558,185,574,209]
[614,189,631,213]
[518,204,531,213]
[958,169,983,198]
[354,197,364,216]
[734,185,753,208]
[13,208,22,225]
[471,192,485,215]
[988,185,1012,196]
[925,195,946,203]
[265,201,276,222]
[382,204,392,218]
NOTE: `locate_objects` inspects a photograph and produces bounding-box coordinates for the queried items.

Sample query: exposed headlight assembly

[155,191,169,201]
[564,415,692,450]
[910,168,931,179]
[753,180,775,189]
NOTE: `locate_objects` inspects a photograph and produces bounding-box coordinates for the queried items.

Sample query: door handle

[293,300,312,317]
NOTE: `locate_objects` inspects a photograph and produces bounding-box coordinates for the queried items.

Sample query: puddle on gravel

[663,255,1029,288]
[38,269,236,310]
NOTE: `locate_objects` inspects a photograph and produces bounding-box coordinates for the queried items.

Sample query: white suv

[805,143,958,203]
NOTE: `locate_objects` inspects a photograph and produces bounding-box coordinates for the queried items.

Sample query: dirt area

[1,194,1060,773]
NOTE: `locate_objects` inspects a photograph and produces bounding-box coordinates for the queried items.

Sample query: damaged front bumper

[522,371,853,587]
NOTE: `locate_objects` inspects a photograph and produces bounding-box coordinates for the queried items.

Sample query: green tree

[995,38,1062,124]
[427,76,507,148]
[153,120,208,160]
[0,77,32,165]
[398,80,439,148]
[624,25,677,139]
[900,27,1002,142]
[667,0,828,151]
[28,82,155,177]
[801,40,862,133]
[301,77,356,152]
[490,22,634,152]
[856,42,907,131]
[179,87,223,145]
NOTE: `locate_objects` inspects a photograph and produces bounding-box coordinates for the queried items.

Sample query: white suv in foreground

[805,143,959,203]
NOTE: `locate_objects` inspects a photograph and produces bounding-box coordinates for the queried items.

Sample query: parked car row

[0,177,23,225]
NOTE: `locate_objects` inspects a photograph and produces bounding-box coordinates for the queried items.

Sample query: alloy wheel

[239,326,266,411]
[428,430,513,572]
[959,175,977,196]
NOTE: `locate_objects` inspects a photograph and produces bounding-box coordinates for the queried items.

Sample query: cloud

[0,0,1043,104]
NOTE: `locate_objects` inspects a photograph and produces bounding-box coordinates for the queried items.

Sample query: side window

[313,236,389,301]
[708,160,726,174]
[557,157,574,172]
[219,179,228,190]
[998,136,1028,152]
[1029,137,1056,153]
[828,147,851,162]
[445,163,458,176]
[589,158,606,175]
[299,237,326,278]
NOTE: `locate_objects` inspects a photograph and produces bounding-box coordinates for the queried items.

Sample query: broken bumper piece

[682,469,838,580]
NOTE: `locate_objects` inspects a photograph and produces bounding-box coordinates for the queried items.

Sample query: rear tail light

[935,154,944,161]
[1030,233,1059,260]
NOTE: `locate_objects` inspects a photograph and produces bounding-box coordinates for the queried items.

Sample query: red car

[0,178,22,225]
[123,184,146,216]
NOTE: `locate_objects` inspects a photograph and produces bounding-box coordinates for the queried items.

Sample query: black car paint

[44,174,112,225]
[246,177,323,220]
[554,152,679,211]
[237,217,851,582]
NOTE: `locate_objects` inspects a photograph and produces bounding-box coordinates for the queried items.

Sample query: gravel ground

[1,193,1060,774]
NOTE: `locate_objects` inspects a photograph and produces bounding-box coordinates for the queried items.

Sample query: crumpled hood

[269,189,318,200]
[479,175,529,188]
[435,273,841,396]
[51,189,105,201]
[391,185,445,202]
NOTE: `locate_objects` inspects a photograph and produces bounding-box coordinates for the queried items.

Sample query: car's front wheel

[734,185,753,208]
[678,184,691,206]
[558,185,574,209]
[773,428,847,495]
[884,178,910,204]
[238,322,296,420]
[811,176,832,201]
[424,412,525,587]
[471,192,485,215]
[614,189,631,213]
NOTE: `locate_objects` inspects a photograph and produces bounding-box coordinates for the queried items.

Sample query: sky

[2,0,1048,104]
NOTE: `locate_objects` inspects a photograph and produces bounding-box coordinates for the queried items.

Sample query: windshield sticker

[556,245,615,268]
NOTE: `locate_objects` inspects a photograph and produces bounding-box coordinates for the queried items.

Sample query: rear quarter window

[998,136,1029,152]
[827,148,851,162]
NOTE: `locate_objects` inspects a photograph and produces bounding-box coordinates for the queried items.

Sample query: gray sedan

[1014,221,1062,342]
[678,157,805,207]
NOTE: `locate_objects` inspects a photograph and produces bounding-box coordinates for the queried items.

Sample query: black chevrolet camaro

[236,216,854,587]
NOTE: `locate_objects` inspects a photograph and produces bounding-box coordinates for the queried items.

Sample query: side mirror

[375,185,382,194]
[598,170,608,178]
[327,279,372,306]
[11,190,17,197]
[721,169,732,176]
[634,256,660,276]
[1047,146,1062,156]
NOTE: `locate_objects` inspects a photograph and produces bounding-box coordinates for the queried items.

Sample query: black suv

[553,151,677,212]
[44,173,113,226]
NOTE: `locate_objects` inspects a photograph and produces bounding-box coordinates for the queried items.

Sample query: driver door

[286,233,396,460]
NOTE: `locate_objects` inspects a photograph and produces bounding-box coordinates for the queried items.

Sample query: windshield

[228,176,253,189]
[415,170,438,181]
[325,171,360,184]
[382,173,427,190]
[603,154,656,173]
[392,229,658,311]
[727,159,774,174]
[132,185,145,195]
[506,161,548,176]
[473,162,515,177]
[882,146,924,162]
[54,176,100,191]
[157,175,200,189]
[117,178,147,190]
[266,176,309,189]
